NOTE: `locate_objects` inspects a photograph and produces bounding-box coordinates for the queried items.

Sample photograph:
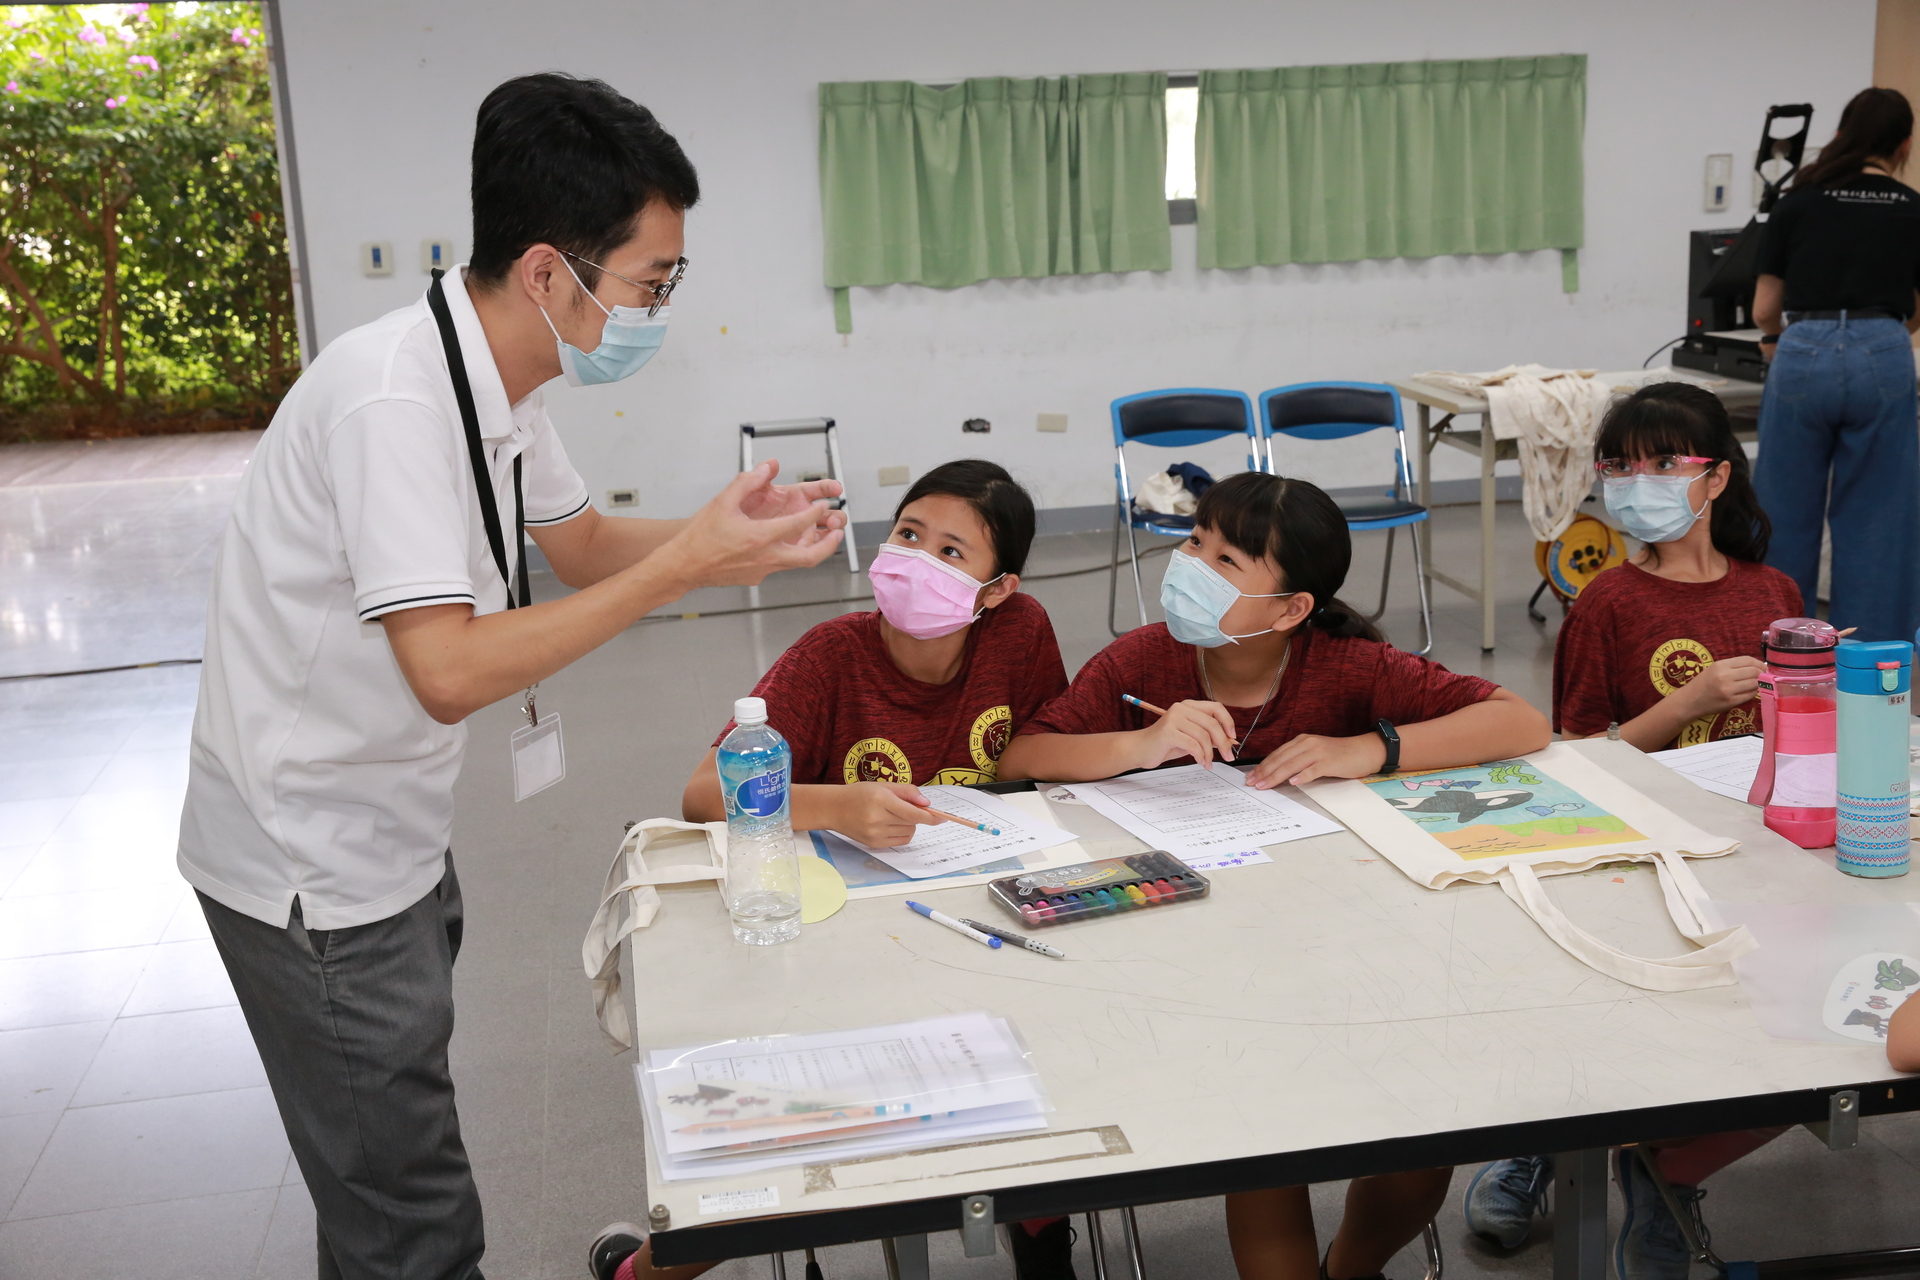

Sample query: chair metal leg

[1420,1221,1443,1280]
[1408,520,1436,656]
[1364,527,1396,622]
[1107,499,1128,638]
[1120,1206,1147,1279]
[1527,579,1552,625]
[770,1251,789,1279]
[1125,520,1149,632]
[1085,1211,1111,1280]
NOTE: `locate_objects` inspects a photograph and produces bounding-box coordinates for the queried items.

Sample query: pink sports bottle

[1746,617,1839,848]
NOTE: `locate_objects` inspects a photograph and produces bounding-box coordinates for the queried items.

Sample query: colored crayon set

[987,851,1209,927]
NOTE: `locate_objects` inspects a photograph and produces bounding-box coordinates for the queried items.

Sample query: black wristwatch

[1374,719,1401,774]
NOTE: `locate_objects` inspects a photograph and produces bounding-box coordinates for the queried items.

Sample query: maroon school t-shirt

[1552,558,1803,748]
[714,592,1068,786]
[1017,623,1500,759]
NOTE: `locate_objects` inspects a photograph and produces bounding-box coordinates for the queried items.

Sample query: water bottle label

[733,766,789,819]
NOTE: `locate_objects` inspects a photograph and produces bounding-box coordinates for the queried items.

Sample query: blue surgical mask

[1160,550,1296,648]
[1603,474,1707,544]
[540,256,668,387]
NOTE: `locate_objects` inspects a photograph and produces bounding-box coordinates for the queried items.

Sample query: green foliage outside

[0,2,295,440]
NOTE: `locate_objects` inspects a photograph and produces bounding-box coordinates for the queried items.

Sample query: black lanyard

[427,270,528,610]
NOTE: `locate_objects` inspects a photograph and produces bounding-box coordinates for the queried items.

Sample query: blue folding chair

[1107,388,1263,636]
[1257,381,1434,655]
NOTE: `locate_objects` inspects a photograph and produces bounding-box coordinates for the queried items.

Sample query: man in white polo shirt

[177,74,841,1280]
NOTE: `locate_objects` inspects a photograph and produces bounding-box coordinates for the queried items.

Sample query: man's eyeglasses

[563,250,687,318]
[1594,454,1716,479]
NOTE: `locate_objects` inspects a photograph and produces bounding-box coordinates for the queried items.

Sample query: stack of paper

[839,785,1078,878]
[638,1011,1049,1181]
[1650,736,1762,803]
[1063,763,1341,870]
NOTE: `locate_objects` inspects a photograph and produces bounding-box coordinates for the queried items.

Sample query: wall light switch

[360,242,393,277]
[1704,154,1732,213]
[1036,413,1068,433]
[607,489,638,509]
[421,239,454,273]
[878,465,911,487]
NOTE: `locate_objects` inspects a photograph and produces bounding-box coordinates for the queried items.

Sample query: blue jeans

[1754,316,1920,643]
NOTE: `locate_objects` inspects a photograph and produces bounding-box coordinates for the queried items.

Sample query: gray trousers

[200,854,486,1280]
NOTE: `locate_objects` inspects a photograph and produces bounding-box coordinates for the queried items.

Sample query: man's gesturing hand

[665,461,846,588]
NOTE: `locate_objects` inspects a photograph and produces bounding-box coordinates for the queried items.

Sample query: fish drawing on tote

[1524,802,1585,817]
[1386,788,1534,825]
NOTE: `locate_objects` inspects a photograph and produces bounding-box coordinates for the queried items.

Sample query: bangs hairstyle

[891,460,1037,579]
[469,73,700,290]
[1595,382,1769,563]
[1192,472,1382,642]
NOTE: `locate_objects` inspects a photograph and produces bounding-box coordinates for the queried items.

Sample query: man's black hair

[469,73,699,289]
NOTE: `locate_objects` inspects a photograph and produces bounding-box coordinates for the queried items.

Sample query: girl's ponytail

[1191,472,1386,644]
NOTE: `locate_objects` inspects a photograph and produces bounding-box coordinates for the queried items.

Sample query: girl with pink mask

[682,459,1066,851]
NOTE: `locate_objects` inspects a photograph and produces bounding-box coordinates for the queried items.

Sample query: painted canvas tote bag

[1305,742,1757,990]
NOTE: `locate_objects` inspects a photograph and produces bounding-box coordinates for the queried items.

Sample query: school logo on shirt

[1649,638,1713,696]
[844,737,912,785]
[968,705,1012,772]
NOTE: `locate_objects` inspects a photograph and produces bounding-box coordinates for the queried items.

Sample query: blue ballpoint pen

[905,900,1001,948]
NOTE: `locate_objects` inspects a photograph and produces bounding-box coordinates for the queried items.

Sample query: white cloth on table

[1413,364,1613,542]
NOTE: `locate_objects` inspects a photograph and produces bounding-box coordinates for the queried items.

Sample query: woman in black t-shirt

[1752,87,1920,643]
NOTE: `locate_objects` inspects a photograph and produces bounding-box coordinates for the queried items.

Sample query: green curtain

[1197,56,1585,288]
[820,73,1171,330]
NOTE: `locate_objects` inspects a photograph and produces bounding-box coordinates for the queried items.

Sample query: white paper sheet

[638,1011,1050,1179]
[1649,735,1761,803]
[837,786,1076,879]
[1062,764,1341,861]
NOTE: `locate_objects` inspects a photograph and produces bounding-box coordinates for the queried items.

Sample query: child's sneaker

[1007,1216,1078,1280]
[1615,1148,1707,1280]
[587,1222,644,1280]
[1464,1155,1554,1249]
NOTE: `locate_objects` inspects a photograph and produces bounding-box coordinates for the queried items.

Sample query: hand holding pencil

[1123,693,1241,771]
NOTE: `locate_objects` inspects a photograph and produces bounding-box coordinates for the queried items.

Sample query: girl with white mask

[998,471,1547,1280]
[1555,381,1804,754]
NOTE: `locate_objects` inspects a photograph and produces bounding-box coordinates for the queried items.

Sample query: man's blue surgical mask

[540,255,668,387]
[1160,549,1296,648]
[1603,474,1707,544]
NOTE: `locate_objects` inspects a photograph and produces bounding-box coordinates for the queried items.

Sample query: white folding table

[624,740,1918,1276]
[1385,372,1765,654]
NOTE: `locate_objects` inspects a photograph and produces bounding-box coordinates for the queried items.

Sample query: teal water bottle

[1835,640,1912,877]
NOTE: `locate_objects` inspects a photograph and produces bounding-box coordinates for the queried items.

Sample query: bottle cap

[733,696,767,725]
[1764,617,1838,651]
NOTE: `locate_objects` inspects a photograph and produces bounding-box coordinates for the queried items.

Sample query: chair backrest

[1110,388,1261,473]
[1259,381,1402,442]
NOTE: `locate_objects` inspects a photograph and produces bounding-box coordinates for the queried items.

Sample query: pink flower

[128,54,158,71]
[230,27,251,46]
[123,3,151,17]
[104,96,122,109]
[78,25,105,44]
[4,82,17,95]
[27,51,43,61]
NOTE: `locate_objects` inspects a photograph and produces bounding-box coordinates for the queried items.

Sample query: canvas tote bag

[1305,742,1757,991]
[580,818,728,1050]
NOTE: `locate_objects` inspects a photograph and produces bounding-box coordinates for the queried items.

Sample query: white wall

[275,0,1875,521]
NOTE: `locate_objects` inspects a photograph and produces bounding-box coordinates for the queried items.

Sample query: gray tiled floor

[4,432,1920,1280]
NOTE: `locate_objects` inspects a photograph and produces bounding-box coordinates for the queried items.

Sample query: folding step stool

[739,417,859,573]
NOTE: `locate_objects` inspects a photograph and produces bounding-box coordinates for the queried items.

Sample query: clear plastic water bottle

[716,697,801,945]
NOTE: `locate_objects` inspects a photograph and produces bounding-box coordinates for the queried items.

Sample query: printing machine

[1672,104,1813,384]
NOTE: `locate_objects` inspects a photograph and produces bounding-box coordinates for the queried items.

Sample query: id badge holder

[510,684,565,802]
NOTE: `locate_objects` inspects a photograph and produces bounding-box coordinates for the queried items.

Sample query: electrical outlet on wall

[360,242,393,277]
[878,465,911,487]
[1036,413,1068,433]
[606,489,638,508]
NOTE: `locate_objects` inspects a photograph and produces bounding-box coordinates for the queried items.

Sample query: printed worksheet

[640,1011,1045,1159]
[1064,764,1341,861]
[839,786,1076,879]
[1651,735,1761,803]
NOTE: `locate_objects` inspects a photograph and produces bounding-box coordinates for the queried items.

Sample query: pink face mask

[868,543,1005,639]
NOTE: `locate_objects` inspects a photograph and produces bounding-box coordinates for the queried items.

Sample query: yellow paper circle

[798,855,848,924]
